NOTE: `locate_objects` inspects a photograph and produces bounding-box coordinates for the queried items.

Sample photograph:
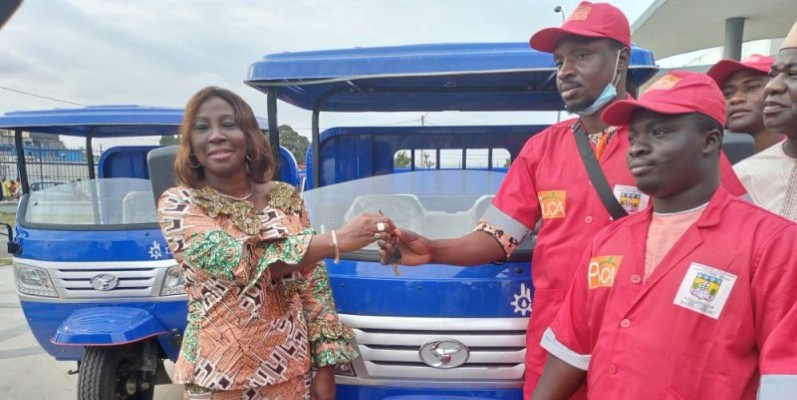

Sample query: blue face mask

[574,82,617,116]
[574,50,622,116]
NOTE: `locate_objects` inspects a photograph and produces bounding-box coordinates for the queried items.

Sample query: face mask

[574,50,622,116]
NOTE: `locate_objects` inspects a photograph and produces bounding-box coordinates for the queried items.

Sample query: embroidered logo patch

[613,184,650,214]
[567,4,592,21]
[648,73,681,91]
[588,255,622,289]
[673,262,737,319]
[538,190,566,219]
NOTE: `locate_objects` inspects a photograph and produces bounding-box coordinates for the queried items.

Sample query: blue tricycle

[0,105,298,399]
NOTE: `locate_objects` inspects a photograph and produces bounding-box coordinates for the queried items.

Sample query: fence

[0,142,102,192]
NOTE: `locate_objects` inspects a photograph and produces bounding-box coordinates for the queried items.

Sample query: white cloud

[0,0,655,147]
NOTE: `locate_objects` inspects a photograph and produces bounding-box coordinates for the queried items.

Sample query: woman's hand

[335,212,395,253]
[310,365,336,400]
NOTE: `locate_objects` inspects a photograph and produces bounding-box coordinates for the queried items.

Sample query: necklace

[209,182,254,201]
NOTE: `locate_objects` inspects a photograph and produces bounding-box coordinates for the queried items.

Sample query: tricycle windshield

[22,177,157,227]
[303,169,506,245]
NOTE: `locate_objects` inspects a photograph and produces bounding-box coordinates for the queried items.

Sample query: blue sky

[0,0,660,145]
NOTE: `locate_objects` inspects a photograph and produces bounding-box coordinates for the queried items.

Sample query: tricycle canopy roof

[0,105,268,137]
[245,42,658,112]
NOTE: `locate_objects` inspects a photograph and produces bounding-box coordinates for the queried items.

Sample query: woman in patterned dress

[157,87,395,400]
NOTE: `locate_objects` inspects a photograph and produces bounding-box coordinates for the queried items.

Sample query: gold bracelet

[330,230,340,264]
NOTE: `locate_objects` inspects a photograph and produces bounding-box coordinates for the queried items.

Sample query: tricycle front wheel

[77,343,155,400]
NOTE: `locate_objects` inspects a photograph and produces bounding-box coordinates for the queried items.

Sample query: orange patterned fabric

[158,182,358,393]
[474,218,521,262]
[184,372,311,399]
[183,373,312,400]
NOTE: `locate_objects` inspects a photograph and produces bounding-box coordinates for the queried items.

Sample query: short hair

[690,112,724,134]
[607,38,627,51]
[689,112,724,154]
[174,87,275,188]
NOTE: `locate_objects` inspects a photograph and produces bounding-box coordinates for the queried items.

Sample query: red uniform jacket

[542,188,797,400]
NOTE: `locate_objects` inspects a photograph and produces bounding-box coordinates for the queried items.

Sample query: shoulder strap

[572,121,628,220]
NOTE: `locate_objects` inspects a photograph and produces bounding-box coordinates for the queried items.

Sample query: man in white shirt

[733,20,797,220]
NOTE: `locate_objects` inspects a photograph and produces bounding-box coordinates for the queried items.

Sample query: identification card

[673,262,737,319]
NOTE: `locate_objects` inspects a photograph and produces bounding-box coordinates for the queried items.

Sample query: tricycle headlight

[14,263,58,297]
[160,265,185,296]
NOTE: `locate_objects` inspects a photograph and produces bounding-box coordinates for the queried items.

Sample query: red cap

[530,1,631,53]
[602,70,727,126]
[706,54,774,86]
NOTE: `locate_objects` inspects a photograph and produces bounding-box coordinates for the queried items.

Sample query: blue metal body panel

[278,146,300,186]
[336,385,522,400]
[98,146,158,179]
[329,260,531,317]
[305,125,542,189]
[246,42,657,112]
[19,300,186,361]
[15,225,166,261]
[53,307,168,345]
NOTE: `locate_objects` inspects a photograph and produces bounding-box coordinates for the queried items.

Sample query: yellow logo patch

[588,255,622,289]
[538,190,566,219]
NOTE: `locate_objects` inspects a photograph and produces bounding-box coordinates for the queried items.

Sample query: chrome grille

[20,258,177,299]
[338,315,526,389]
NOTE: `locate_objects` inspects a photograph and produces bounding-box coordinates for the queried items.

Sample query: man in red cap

[708,54,782,154]
[379,2,746,398]
[731,21,797,221]
[530,70,797,400]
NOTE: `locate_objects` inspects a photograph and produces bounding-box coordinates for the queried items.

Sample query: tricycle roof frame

[0,105,187,137]
[0,105,270,137]
[245,42,659,188]
[245,42,658,112]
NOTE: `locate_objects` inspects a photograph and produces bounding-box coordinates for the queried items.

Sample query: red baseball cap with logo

[602,70,727,126]
[530,1,631,53]
[706,54,775,86]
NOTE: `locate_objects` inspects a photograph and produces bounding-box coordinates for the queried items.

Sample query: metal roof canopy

[0,105,186,137]
[245,42,658,112]
[0,105,270,137]
[633,0,794,59]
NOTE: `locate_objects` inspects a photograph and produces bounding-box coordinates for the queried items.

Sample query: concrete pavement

[0,264,183,399]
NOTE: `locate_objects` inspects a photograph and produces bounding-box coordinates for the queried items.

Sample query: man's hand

[379,227,433,266]
[310,365,336,400]
[531,354,587,400]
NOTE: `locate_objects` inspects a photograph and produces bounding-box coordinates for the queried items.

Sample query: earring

[188,154,201,169]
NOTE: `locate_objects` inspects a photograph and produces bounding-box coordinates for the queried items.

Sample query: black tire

[77,343,155,400]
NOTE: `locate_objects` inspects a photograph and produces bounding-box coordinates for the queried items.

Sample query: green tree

[394,151,410,167]
[275,125,309,164]
[159,135,179,146]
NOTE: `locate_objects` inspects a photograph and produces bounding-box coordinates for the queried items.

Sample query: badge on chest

[673,262,737,319]
[538,190,567,219]
[613,184,650,214]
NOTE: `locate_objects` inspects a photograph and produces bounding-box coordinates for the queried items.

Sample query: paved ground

[0,264,183,399]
